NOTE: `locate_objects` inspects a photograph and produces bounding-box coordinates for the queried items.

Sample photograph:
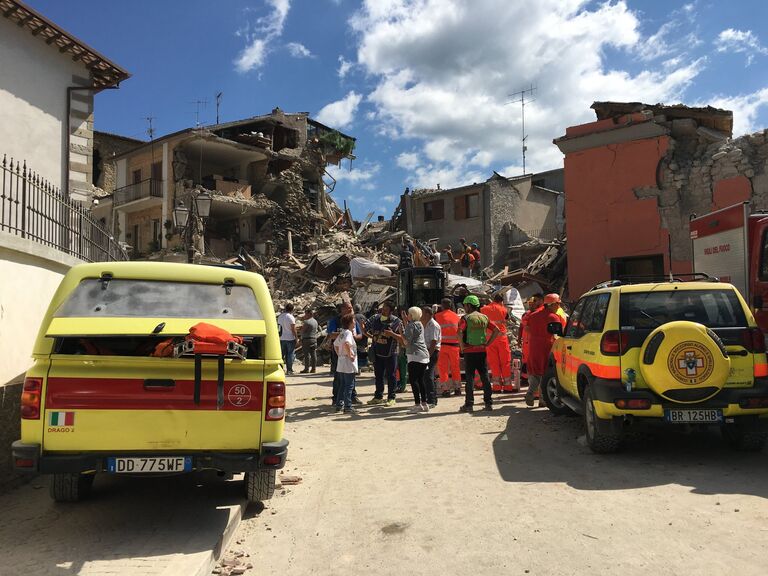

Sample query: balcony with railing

[0,154,127,262]
[113,178,163,208]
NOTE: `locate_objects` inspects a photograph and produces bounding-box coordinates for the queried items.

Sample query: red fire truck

[690,202,768,331]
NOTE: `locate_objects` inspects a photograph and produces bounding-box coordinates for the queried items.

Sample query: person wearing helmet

[458,294,501,412]
[544,293,568,327]
[525,294,565,407]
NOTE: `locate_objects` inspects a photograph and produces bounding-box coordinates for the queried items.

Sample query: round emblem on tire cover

[667,341,714,385]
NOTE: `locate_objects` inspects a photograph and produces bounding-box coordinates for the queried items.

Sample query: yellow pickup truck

[12,262,288,502]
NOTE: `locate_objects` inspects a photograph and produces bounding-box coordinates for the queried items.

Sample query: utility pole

[508,84,536,175]
[215,92,223,124]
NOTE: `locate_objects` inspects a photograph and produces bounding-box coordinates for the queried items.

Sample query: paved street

[236,371,768,576]
[0,471,243,576]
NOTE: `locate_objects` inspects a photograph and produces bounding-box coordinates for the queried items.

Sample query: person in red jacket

[519,293,543,384]
[523,300,563,407]
[481,294,512,392]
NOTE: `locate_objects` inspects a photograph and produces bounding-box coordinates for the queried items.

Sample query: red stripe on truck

[689,203,746,239]
[45,377,264,411]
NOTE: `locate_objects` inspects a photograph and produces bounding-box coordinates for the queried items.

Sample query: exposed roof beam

[45,31,61,44]
[3,5,19,17]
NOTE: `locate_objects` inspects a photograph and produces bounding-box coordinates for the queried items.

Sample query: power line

[507,84,537,175]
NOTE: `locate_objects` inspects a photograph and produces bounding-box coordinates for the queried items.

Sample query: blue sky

[27,0,768,219]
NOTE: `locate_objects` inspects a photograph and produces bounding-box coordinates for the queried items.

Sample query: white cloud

[327,162,380,191]
[286,42,314,58]
[349,0,707,187]
[316,91,363,129]
[382,195,396,202]
[234,0,291,73]
[337,56,353,79]
[715,28,768,66]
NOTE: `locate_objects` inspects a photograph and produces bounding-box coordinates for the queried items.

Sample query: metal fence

[0,154,127,262]
[113,178,163,206]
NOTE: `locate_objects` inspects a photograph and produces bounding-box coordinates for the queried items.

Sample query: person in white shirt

[333,313,358,414]
[421,306,442,408]
[277,303,298,374]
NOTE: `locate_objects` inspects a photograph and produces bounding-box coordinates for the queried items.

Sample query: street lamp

[173,190,212,263]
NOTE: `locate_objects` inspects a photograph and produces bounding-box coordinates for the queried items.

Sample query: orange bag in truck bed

[186,322,243,355]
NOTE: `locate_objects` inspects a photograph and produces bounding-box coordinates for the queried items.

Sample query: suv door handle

[566,346,572,350]
[144,379,175,390]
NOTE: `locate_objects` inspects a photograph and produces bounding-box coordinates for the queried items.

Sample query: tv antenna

[215,92,223,124]
[508,84,537,175]
[145,115,156,162]
[190,99,208,128]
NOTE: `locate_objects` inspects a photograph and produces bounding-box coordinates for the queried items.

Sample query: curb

[161,499,247,576]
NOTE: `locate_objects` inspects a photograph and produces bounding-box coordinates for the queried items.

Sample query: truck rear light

[739,397,768,409]
[742,328,767,353]
[263,455,281,466]
[14,458,35,468]
[600,331,629,356]
[265,382,285,420]
[20,378,42,420]
[614,398,651,410]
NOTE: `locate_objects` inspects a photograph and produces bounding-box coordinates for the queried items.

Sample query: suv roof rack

[588,273,719,292]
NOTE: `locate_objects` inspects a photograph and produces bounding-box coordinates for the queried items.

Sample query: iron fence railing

[0,154,127,262]
[113,178,163,206]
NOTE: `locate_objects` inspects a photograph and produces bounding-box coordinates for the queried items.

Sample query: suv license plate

[107,456,191,474]
[665,409,722,424]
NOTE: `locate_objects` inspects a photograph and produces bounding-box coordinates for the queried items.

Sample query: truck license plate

[107,456,191,473]
[664,409,722,424]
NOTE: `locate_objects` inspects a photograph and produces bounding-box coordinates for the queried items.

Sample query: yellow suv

[544,279,768,453]
[11,262,288,502]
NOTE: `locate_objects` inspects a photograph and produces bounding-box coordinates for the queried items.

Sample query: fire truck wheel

[50,472,94,502]
[638,321,730,402]
[245,469,276,503]
[542,367,574,416]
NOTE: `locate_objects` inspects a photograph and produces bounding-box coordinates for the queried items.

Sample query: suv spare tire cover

[638,320,730,402]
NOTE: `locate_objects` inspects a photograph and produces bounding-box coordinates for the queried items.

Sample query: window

[55,279,264,320]
[132,168,142,184]
[619,289,747,329]
[587,293,611,332]
[423,199,444,222]
[760,230,768,280]
[152,219,161,244]
[454,193,480,220]
[565,298,586,337]
[610,254,664,283]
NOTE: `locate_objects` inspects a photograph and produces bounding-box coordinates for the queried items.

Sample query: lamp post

[173,190,212,263]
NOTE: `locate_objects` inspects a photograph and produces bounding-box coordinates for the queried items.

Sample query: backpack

[463,312,489,346]
[186,322,243,355]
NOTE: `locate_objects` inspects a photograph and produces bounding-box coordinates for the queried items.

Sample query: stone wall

[93,131,145,193]
[0,377,23,491]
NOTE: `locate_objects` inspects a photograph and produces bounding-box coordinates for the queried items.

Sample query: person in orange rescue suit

[434,297,462,397]
[481,293,514,392]
[524,294,567,407]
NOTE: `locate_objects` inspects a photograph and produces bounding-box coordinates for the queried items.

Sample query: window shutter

[454,195,466,220]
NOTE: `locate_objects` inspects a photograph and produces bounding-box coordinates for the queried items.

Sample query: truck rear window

[619,289,746,329]
[54,279,263,320]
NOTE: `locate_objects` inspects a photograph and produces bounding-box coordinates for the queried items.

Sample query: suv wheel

[721,418,767,452]
[583,385,623,454]
[50,472,95,502]
[245,469,276,503]
[542,368,574,416]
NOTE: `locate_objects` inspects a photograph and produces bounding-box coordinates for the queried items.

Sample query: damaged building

[555,101,768,298]
[394,169,564,270]
[93,108,355,258]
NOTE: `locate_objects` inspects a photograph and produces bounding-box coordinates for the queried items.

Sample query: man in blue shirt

[364,301,403,406]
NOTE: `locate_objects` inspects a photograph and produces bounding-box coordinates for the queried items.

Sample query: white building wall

[0,18,91,188]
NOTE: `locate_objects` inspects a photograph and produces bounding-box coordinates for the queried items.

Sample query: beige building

[400,169,564,269]
[95,109,355,258]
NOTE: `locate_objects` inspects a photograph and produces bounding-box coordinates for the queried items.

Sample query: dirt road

[236,371,768,576]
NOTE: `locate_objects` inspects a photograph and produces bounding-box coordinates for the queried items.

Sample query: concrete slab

[0,471,246,576]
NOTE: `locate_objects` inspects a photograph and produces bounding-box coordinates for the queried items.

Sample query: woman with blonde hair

[386,306,431,413]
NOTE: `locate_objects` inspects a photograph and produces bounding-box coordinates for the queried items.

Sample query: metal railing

[0,154,127,262]
[113,178,163,206]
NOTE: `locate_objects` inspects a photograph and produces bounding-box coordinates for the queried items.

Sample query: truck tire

[721,419,767,452]
[583,385,623,454]
[245,469,276,503]
[50,472,94,502]
[542,367,574,416]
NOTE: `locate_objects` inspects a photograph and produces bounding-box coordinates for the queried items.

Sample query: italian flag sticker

[49,411,75,427]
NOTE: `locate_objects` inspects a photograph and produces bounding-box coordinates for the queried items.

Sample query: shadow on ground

[0,471,243,575]
[492,405,768,499]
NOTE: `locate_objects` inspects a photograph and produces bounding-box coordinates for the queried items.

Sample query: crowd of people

[277,290,569,415]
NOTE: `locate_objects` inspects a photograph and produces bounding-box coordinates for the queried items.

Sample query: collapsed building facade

[393,169,565,270]
[555,101,768,298]
[93,108,355,258]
